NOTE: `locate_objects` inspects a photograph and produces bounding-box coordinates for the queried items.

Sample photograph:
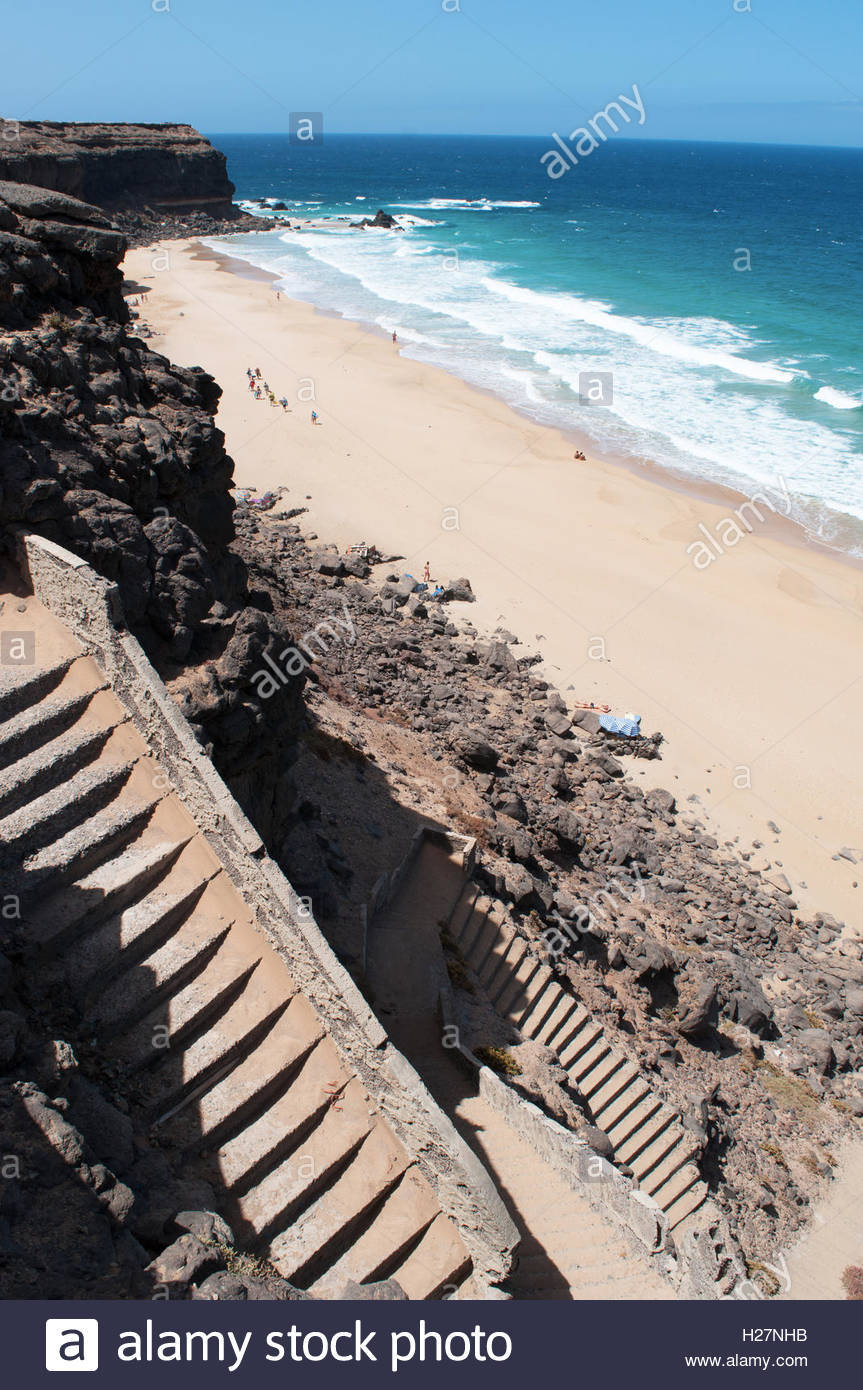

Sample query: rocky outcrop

[229,504,863,1267]
[0,124,239,218]
[0,181,303,845]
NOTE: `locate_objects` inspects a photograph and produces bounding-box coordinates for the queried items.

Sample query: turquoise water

[206,135,863,555]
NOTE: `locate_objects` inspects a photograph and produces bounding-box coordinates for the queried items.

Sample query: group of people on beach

[246,366,320,424]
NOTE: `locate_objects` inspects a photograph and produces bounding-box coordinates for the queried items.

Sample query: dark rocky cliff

[0,123,239,218]
[0,180,303,842]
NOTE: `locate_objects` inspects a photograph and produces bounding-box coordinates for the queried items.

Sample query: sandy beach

[124,236,863,928]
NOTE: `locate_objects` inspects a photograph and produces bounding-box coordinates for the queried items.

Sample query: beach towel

[599,713,642,737]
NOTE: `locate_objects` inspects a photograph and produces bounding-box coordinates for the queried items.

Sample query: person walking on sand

[392,330,398,344]
[423,561,431,583]
[279,396,289,411]
[311,410,319,425]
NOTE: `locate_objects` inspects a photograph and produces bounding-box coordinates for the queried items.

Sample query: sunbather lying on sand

[574,700,611,712]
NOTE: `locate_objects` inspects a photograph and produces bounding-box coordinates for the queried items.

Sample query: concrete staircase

[365,838,674,1299]
[447,881,708,1232]
[452,1087,674,1299]
[0,586,476,1298]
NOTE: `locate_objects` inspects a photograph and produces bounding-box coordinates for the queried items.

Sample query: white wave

[392,214,444,227]
[482,276,796,385]
[814,385,862,410]
[391,197,540,212]
[374,317,444,348]
[499,366,545,403]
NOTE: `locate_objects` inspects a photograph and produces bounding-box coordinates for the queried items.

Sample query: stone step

[268,1124,411,1286]
[495,952,544,1019]
[581,1050,627,1101]
[655,1160,703,1214]
[462,908,502,974]
[546,1001,592,1057]
[88,912,233,1036]
[614,1107,677,1168]
[459,897,495,958]
[160,995,326,1152]
[515,976,559,1035]
[235,1077,375,1241]
[0,656,74,722]
[141,992,291,1121]
[557,1020,603,1069]
[589,1062,644,1119]
[16,794,163,897]
[216,1037,350,1191]
[639,1136,700,1200]
[0,717,117,817]
[0,756,136,856]
[475,924,518,992]
[487,936,529,1003]
[533,994,580,1049]
[593,1074,652,1133]
[30,833,192,958]
[603,1092,664,1149]
[307,1167,441,1299]
[626,1119,686,1183]
[110,945,264,1073]
[390,1212,472,1300]
[448,883,479,943]
[663,1175,708,1230]
[55,868,214,993]
[0,686,98,772]
[567,1037,611,1084]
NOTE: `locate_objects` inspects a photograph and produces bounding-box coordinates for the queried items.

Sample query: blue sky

[4,0,863,145]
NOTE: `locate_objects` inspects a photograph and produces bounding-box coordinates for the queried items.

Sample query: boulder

[581,1125,614,1159]
[676,980,719,1038]
[455,729,499,771]
[502,863,541,910]
[481,640,518,673]
[193,1270,309,1301]
[172,1209,235,1247]
[645,788,676,818]
[544,711,571,737]
[341,1278,408,1300]
[729,983,773,1037]
[554,808,584,850]
[443,577,474,602]
[797,1028,834,1075]
[146,1234,222,1291]
[845,987,863,1018]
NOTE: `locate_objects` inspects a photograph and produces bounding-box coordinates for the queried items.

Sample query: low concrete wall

[365,827,476,932]
[437,978,677,1279]
[439,979,742,1297]
[17,531,518,1293]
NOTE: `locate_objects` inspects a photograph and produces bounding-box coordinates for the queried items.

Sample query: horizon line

[203,131,863,152]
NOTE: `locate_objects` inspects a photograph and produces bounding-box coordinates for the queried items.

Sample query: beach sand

[123,237,863,928]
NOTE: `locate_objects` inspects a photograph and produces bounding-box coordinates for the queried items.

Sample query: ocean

[205,134,863,556]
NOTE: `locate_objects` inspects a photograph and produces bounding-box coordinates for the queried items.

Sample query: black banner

[4,1297,855,1388]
